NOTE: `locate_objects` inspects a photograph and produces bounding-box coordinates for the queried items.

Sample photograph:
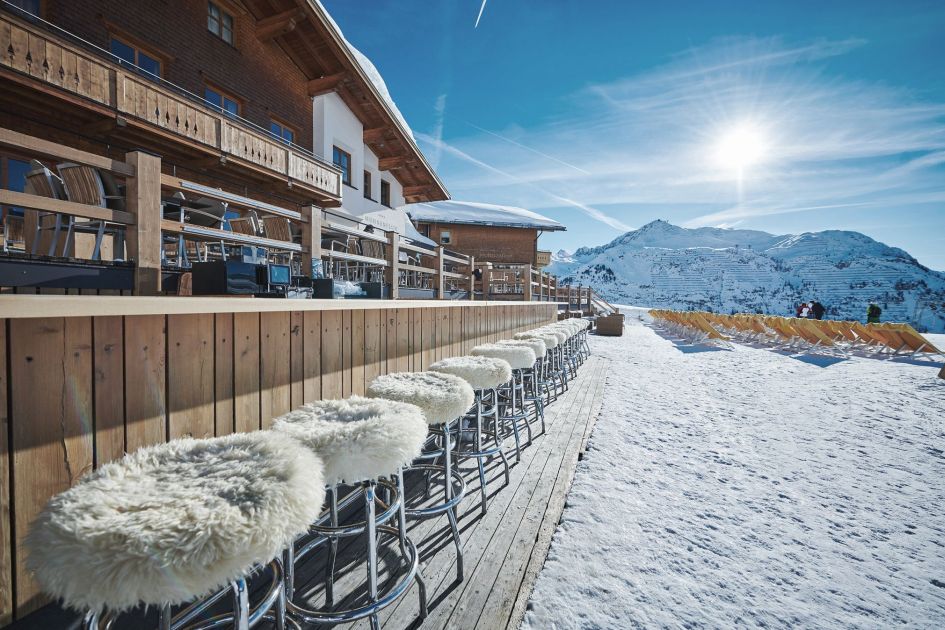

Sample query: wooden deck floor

[10,354,607,630]
[315,354,608,630]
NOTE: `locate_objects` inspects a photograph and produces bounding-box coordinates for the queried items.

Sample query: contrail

[474,0,487,28]
[466,122,592,175]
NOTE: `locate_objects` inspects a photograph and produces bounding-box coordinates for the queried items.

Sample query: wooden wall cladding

[0,301,556,621]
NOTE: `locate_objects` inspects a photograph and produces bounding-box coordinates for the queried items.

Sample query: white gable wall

[312,92,406,218]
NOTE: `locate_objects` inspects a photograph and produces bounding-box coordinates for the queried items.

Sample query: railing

[0,7,342,201]
[474,263,559,302]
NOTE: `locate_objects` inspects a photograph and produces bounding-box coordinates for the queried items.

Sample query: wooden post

[436,245,445,299]
[385,231,400,300]
[468,255,475,300]
[481,262,492,302]
[125,151,162,295]
[524,265,533,302]
[300,205,322,278]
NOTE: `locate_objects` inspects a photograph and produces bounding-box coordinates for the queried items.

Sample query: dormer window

[208,2,235,45]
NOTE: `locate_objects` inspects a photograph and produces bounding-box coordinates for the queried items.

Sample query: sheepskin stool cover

[430,355,512,391]
[499,338,546,359]
[273,396,428,486]
[538,328,568,344]
[26,431,324,615]
[515,330,559,349]
[471,343,537,370]
[367,371,474,425]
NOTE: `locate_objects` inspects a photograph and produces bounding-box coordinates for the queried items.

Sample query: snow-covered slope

[549,220,945,332]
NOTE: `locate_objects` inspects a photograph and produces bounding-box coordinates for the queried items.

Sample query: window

[269,120,295,144]
[208,2,235,45]
[363,171,372,199]
[440,230,451,245]
[109,36,162,77]
[8,0,40,16]
[205,85,240,116]
[333,146,351,186]
[2,156,31,217]
[380,179,391,207]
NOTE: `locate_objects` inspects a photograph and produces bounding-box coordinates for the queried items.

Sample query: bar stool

[430,355,513,515]
[497,338,547,436]
[536,327,569,394]
[514,330,560,404]
[272,396,429,630]
[367,371,475,582]
[26,431,323,630]
[470,343,537,462]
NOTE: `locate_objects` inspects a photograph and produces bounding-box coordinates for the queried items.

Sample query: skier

[810,301,825,320]
[866,303,882,324]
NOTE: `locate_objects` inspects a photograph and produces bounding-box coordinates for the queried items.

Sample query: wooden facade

[0,296,556,623]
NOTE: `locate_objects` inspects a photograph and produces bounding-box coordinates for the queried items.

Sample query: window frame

[207,1,236,46]
[440,230,452,245]
[204,83,241,117]
[363,170,373,200]
[107,32,165,78]
[269,119,296,145]
[333,146,352,186]
[380,179,391,207]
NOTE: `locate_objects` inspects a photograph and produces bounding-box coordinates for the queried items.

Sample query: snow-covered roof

[405,201,567,231]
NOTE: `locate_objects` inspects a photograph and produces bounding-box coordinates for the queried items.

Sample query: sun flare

[715,124,767,172]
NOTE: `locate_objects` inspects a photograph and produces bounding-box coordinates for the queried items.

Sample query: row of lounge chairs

[649,309,944,359]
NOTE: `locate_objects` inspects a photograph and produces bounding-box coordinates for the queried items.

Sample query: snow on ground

[523,318,945,629]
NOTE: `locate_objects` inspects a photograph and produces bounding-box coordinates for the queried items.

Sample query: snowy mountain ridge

[550,220,945,332]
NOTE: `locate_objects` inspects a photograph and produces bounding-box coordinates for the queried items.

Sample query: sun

[715,123,766,172]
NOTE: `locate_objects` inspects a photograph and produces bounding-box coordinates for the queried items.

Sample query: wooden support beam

[126,151,162,295]
[363,127,387,144]
[436,246,445,300]
[385,232,400,300]
[524,265,533,302]
[481,262,492,301]
[83,116,127,137]
[468,255,476,300]
[0,127,135,177]
[378,155,408,171]
[402,184,434,197]
[306,72,347,97]
[301,205,322,279]
[0,190,135,225]
[256,8,307,41]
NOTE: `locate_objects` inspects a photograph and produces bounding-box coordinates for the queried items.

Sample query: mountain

[549,220,945,332]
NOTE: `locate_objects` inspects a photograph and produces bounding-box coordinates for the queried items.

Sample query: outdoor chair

[57,162,126,261]
[272,396,429,629]
[24,160,68,257]
[367,371,475,583]
[26,432,323,629]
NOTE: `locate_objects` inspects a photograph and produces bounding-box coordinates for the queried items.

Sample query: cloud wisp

[422,35,945,237]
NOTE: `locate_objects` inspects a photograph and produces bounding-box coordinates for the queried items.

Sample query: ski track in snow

[523,318,945,629]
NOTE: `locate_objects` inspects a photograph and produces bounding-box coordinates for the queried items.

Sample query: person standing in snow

[799,303,810,318]
[811,301,826,320]
[867,303,882,323]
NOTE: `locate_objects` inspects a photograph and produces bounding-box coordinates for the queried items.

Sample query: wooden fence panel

[214,314,234,436]
[167,314,215,440]
[124,315,166,451]
[350,309,365,396]
[0,321,10,626]
[260,311,291,428]
[321,310,342,399]
[93,316,124,465]
[233,312,261,433]
[302,311,322,403]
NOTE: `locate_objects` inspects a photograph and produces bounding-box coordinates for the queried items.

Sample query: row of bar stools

[514,329,562,404]
[367,371,476,582]
[470,343,538,462]
[429,355,513,515]
[498,338,548,438]
[272,396,430,630]
[27,431,325,630]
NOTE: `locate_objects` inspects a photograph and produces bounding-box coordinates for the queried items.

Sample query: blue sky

[323,0,945,269]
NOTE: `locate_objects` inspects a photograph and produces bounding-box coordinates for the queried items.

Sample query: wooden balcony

[0,9,342,205]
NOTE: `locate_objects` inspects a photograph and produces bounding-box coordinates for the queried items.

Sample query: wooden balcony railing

[0,8,342,202]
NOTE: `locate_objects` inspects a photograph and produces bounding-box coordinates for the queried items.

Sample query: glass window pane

[138,52,160,77]
[223,98,239,115]
[284,128,294,143]
[222,25,233,44]
[9,0,41,16]
[270,121,282,136]
[110,38,136,65]
[204,87,222,108]
[209,3,220,19]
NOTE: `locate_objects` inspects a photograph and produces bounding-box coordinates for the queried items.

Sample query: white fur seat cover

[499,338,546,359]
[538,328,568,344]
[515,331,559,349]
[367,371,475,425]
[273,396,427,485]
[430,355,512,391]
[26,431,323,614]
[471,343,537,370]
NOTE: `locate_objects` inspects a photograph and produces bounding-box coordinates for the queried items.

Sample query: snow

[523,318,945,629]
[551,220,945,332]
[405,200,566,230]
